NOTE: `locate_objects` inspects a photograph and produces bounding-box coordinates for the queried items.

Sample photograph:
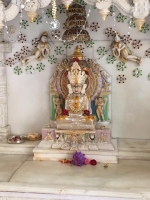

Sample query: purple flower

[72,151,86,166]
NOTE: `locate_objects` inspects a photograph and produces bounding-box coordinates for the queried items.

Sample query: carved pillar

[0,31,11,139]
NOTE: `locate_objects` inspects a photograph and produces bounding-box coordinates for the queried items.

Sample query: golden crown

[67,61,87,85]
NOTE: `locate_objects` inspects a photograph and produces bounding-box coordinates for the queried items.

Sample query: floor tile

[9,159,150,189]
[0,155,28,182]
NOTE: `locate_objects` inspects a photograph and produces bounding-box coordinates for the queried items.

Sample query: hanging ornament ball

[49,19,60,30]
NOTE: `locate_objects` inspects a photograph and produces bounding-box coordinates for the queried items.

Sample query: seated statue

[55,61,95,130]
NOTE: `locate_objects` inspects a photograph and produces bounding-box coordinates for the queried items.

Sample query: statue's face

[72,84,82,94]
[41,36,48,42]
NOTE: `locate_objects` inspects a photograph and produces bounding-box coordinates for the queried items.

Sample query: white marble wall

[3,3,150,139]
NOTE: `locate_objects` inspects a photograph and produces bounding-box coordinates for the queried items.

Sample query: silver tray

[7,135,26,144]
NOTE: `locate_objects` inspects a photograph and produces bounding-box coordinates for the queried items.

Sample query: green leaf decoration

[36,63,45,72]
[54,46,64,55]
[48,55,57,64]
[14,66,23,75]
[97,46,107,56]
[117,62,127,71]
[107,55,116,64]
[133,68,142,78]
[20,20,29,29]
[116,13,127,23]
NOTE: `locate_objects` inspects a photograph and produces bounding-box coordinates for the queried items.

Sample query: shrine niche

[34,46,117,163]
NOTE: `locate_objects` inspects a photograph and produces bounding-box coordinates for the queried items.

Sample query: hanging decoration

[62,3,90,43]
[49,0,60,30]
[60,0,73,10]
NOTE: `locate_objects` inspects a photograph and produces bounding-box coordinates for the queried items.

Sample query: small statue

[44,133,52,140]
[102,81,110,91]
[55,57,95,130]
[99,132,106,143]
[53,97,63,119]
[112,32,141,65]
[22,32,51,65]
[95,96,107,121]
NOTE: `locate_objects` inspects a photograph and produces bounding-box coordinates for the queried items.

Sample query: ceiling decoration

[62,3,90,43]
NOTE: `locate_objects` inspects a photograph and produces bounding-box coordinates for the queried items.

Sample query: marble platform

[0,154,150,199]
[33,139,117,163]
[0,139,40,155]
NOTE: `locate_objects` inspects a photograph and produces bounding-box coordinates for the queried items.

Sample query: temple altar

[33,46,117,162]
